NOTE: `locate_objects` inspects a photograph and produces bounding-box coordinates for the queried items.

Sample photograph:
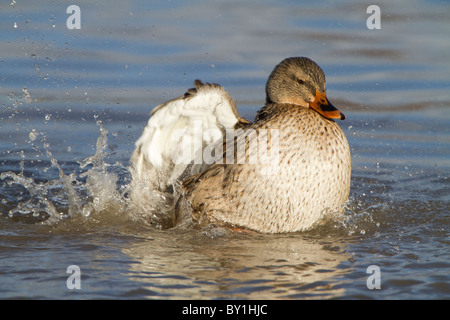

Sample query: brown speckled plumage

[177,103,350,233]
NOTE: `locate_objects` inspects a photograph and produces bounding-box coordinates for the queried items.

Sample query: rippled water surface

[1,0,449,300]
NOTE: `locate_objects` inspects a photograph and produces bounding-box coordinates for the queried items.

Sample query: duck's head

[266,57,345,120]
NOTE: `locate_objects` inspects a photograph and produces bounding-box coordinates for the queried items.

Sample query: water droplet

[22,87,32,103]
[82,203,94,217]
[29,129,38,141]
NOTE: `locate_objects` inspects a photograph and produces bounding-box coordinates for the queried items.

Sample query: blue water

[0,0,449,300]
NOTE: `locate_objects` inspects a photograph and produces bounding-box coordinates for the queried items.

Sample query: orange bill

[309,90,345,120]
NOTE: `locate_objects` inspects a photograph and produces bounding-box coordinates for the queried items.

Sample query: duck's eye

[297,79,305,85]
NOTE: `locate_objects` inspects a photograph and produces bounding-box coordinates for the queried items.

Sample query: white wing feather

[132,82,240,183]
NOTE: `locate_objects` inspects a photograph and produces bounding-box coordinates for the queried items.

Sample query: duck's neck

[255,102,304,122]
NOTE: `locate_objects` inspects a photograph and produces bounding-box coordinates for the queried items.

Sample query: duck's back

[181,105,351,233]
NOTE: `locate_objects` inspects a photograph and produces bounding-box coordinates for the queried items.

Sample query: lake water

[0,0,449,300]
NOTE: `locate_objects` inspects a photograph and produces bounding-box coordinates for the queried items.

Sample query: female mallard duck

[130,57,351,233]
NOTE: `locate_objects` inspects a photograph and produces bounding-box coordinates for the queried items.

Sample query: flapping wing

[132,80,250,184]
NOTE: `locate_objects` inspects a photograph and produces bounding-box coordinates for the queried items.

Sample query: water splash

[0,170,62,223]
[78,119,129,219]
[1,119,130,227]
